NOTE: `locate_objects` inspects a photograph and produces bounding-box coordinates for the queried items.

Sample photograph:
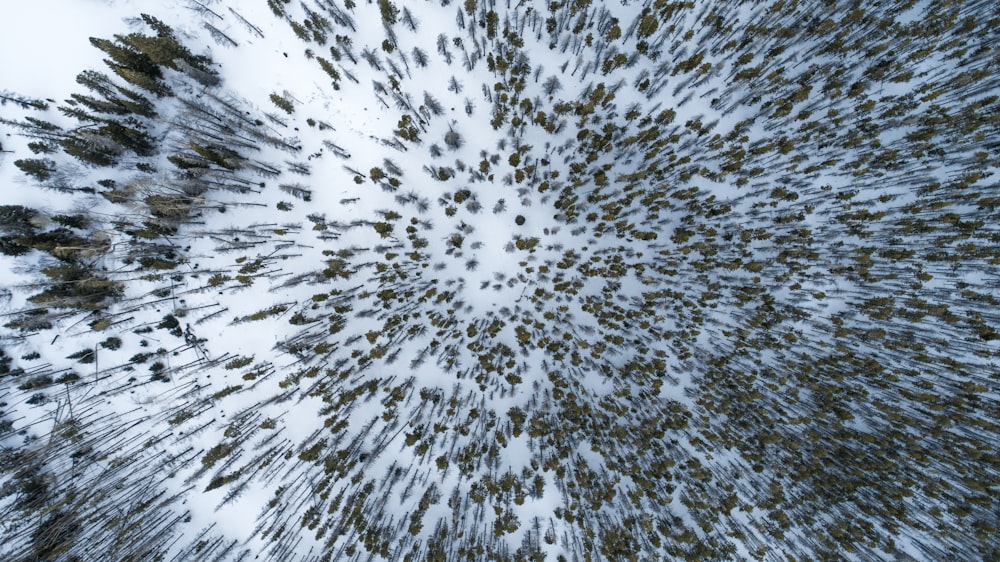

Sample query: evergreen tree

[14,158,56,181]
[0,91,49,110]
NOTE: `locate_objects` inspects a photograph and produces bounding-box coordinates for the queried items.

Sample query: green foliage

[28,263,122,311]
[1,4,998,561]
[205,471,241,492]
[14,159,56,181]
[87,17,207,98]
[316,56,340,82]
[0,90,49,110]
[269,92,295,114]
[157,314,183,337]
[246,305,289,321]
[267,0,287,17]
[66,348,95,364]
[18,375,54,391]
[394,114,420,143]
[379,0,399,25]
[636,13,659,39]
[224,356,254,370]
[201,443,235,469]
[74,70,157,117]
[212,385,243,400]
[435,455,449,470]
[100,337,122,350]
[299,441,324,462]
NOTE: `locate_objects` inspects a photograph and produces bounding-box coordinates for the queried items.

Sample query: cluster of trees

[1,12,307,328]
[0,342,237,560]
[254,0,998,560]
[0,13,303,560]
[1,0,996,561]
[0,206,120,318]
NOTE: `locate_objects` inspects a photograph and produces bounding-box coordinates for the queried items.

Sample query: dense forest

[0,0,997,560]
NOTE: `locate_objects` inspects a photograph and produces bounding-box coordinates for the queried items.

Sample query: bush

[100,336,122,350]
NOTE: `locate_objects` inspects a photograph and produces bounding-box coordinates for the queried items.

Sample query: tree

[0,91,49,110]
[100,120,155,156]
[423,92,444,115]
[269,92,295,114]
[89,37,171,97]
[0,205,41,235]
[444,127,464,150]
[436,34,452,64]
[59,132,122,166]
[378,0,398,26]
[28,263,122,311]
[401,7,419,31]
[0,206,43,256]
[636,11,659,39]
[14,159,56,182]
[411,47,429,67]
[75,70,156,117]
[542,76,562,96]
[486,10,499,39]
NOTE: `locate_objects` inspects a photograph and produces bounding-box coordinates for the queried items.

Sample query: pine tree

[89,37,161,79]
[59,132,122,167]
[269,92,295,114]
[0,91,49,110]
[411,47,429,67]
[13,159,57,182]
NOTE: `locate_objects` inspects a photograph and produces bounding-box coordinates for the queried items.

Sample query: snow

[1,2,133,100]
